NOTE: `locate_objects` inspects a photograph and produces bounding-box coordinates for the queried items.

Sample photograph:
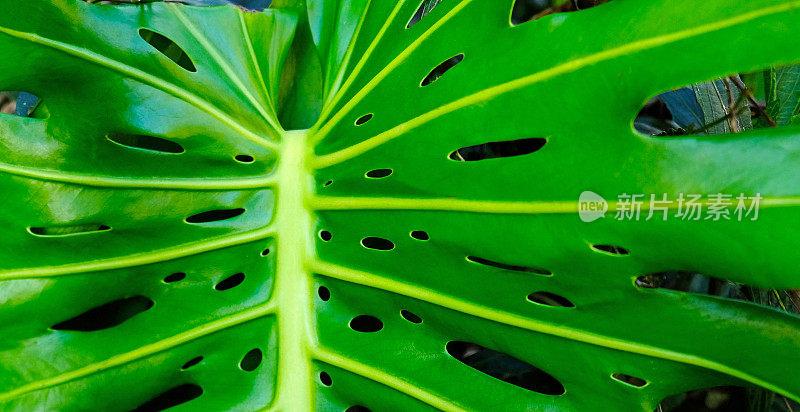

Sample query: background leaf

[765,65,800,126]
[692,77,753,134]
[659,87,705,131]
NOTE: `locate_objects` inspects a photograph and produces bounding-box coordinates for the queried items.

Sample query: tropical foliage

[1,0,800,411]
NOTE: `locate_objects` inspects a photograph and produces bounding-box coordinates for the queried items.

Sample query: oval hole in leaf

[215,273,245,291]
[261,248,271,256]
[406,0,444,28]
[235,154,255,163]
[318,286,330,301]
[467,256,551,276]
[132,384,203,412]
[527,291,575,308]
[355,113,372,125]
[51,296,154,331]
[349,315,383,332]
[449,138,547,161]
[421,54,464,87]
[636,78,753,137]
[401,310,422,324]
[163,272,186,283]
[181,356,202,370]
[28,224,110,237]
[185,208,245,224]
[240,348,263,371]
[410,230,429,240]
[361,237,395,251]
[612,373,648,388]
[446,341,565,395]
[107,133,184,154]
[319,371,332,386]
[637,63,800,138]
[591,244,630,256]
[319,230,332,241]
[345,407,371,412]
[138,28,197,72]
[365,168,393,178]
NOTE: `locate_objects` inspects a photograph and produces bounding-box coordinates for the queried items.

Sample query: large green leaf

[2,0,800,410]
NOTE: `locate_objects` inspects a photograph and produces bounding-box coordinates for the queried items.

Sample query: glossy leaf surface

[2,0,800,411]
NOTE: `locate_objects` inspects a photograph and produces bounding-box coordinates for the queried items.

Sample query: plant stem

[723,77,740,133]
[729,76,777,127]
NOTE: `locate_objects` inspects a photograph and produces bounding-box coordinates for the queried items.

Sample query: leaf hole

[365,168,393,178]
[163,272,186,283]
[51,296,153,332]
[635,72,775,137]
[181,356,203,370]
[215,273,245,291]
[635,275,661,289]
[406,0,444,28]
[349,315,383,332]
[355,113,373,125]
[636,89,696,136]
[446,341,565,395]
[401,310,422,324]
[28,224,111,237]
[319,371,332,386]
[107,133,184,154]
[261,248,271,256]
[345,407,371,412]
[591,244,630,256]
[612,373,648,388]
[527,291,575,308]
[410,230,429,241]
[235,154,255,163]
[361,237,395,251]
[323,180,333,187]
[138,28,197,72]
[0,91,40,117]
[633,272,800,318]
[319,230,332,241]
[449,138,547,161]
[421,54,464,87]
[656,386,758,411]
[466,256,551,276]
[185,208,245,224]
[634,271,753,303]
[240,348,263,371]
[511,0,611,26]
[318,286,330,301]
[132,384,203,412]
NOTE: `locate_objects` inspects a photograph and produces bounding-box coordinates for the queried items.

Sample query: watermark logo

[578,191,608,222]
[578,192,762,222]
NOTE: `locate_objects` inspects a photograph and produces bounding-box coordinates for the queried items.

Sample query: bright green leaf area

[2,0,800,411]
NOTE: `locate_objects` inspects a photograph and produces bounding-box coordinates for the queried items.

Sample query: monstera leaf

[2,0,800,410]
